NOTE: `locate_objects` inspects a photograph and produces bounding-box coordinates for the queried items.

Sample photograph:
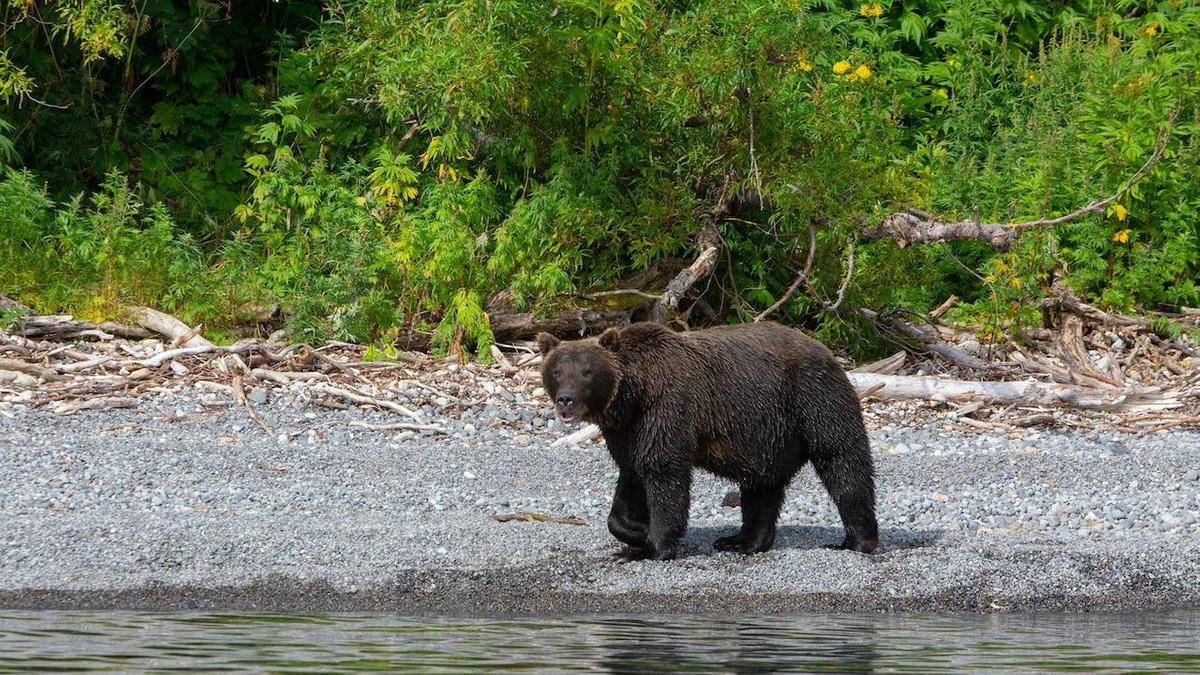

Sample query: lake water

[1,611,1198,672]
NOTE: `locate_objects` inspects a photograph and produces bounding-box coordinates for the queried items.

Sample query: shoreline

[2,383,1200,615]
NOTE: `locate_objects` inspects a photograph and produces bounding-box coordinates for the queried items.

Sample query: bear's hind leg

[608,469,649,550]
[810,436,879,553]
[713,485,785,554]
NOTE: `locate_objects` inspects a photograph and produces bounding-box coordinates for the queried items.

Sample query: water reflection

[0,611,1197,672]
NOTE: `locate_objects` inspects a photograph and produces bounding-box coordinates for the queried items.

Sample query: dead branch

[754,221,856,321]
[311,383,423,421]
[250,369,327,385]
[863,109,1177,251]
[491,512,587,526]
[488,307,631,342]
[929,295,959,320]
[349,420,446,434]
[52,397,138,415]
[857,308,1004,372]
[655,184,734,320]
[755,220,817,322]
[582,289,662,301]
[1056,314,1119,386]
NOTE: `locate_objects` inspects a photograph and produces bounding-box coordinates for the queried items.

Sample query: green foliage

[0,168,201,320]
[1,0,1198,356]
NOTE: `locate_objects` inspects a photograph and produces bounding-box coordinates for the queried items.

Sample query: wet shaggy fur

[538,321,879,561]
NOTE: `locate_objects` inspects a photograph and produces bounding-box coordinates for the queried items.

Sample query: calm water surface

[1,611,1198,672]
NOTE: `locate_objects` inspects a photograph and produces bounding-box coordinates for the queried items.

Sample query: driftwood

[849,351,907,375]
[847,372,1177,412]
[311,383,423,421]
[489,307,631,342]
[857,308,1002,372]
[10,314,152,341]
[863,109,1175,251]
[552,423,603,447]
[349,420,446,433]
[127,306,212,348]
[0,357,67,382]
[491,512,587,526]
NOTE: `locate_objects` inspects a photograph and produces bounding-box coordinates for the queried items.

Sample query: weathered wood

[846,372,1178,412]
[127,306,213,347]
[13,314,151,341]
[849,351,907,375]
[1056,314,1118,386]
[488,307,631,341]
[857,307,1003,372]
[653,186,735,322]
[0,357,67,382]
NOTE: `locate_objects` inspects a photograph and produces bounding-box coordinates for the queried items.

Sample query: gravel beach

[2,377,1199,614]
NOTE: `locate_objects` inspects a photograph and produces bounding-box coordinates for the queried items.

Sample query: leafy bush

[1,0,1197,356]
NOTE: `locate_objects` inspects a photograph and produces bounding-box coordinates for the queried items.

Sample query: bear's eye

[583,368,594,377]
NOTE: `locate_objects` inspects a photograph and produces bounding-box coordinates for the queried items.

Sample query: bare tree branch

[753,221,855,320]
[863,107,1179,251]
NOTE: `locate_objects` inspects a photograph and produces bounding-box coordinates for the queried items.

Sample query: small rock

[463,423,477,435]
[248,388,269,405]
[463,470,476,480]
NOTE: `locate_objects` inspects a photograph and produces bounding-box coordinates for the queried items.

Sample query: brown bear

[538,321,878,561]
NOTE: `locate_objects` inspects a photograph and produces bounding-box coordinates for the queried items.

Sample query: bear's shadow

[675,524,943,558]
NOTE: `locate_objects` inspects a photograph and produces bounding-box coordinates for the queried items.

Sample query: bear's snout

[555,393,580,422]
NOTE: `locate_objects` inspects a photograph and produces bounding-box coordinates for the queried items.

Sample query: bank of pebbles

[1,365,1199,614]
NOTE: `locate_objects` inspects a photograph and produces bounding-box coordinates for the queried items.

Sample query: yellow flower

[983,274,997,284]
[794,52,813,72]
[833,60,852,75]
[1113,204,1128,221]
[1026,71,1038,82]
[852,64,873,80]
[859,3,884,17]
[935,87,948,98]
[1143,21,1158,37]
[1113,228,1132,244]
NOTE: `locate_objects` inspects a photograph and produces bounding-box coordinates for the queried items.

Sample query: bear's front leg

[636,460,693,561]
[607,468,649,551]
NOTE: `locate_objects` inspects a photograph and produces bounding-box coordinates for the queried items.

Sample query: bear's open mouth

[557,408,580,423]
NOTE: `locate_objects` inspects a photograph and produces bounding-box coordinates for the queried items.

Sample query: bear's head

[537,328,622,424]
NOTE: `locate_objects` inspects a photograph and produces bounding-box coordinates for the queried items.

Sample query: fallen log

[489,307,631,342]
[846,372,1178,412]
[12,314,152,341]
[127,306,213,348]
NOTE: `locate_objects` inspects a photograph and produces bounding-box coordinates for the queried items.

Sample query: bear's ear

[598,327,621,352]
[536,332,560,355]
